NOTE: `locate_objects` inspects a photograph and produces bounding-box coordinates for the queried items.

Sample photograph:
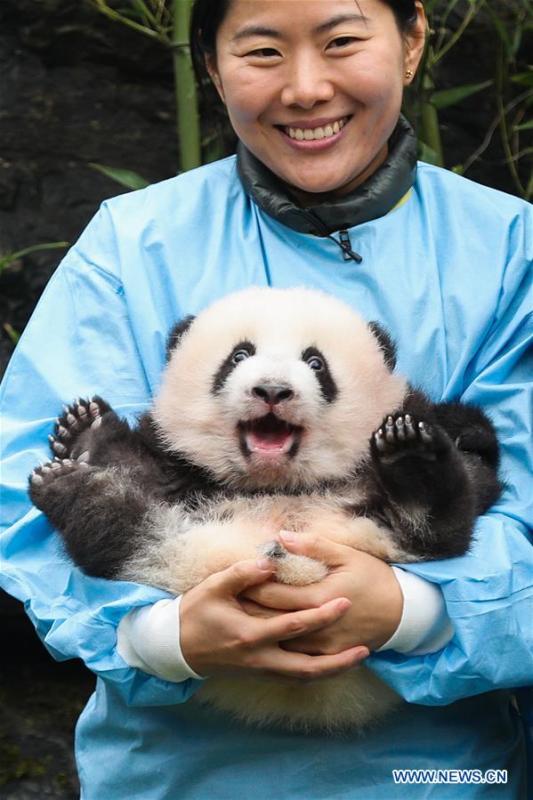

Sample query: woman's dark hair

[190,0,419,84]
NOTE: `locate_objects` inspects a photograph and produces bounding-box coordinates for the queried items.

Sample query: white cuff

[377,567,454,655]
[116,596,203,682]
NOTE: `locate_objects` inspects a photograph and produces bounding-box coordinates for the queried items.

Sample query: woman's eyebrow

[231,25,281,42]
[314,13,369,34]
[231,14,369,43]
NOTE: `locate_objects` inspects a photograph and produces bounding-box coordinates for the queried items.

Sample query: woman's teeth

[285,118,348,141]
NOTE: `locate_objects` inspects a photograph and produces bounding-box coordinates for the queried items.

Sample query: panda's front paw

[49,396,112,460]
[371,413,450,463]
[259,540,328,586]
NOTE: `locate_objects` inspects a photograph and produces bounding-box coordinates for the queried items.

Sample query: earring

[405,69,414,80]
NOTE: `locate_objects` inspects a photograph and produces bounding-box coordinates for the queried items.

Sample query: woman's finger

[257,644,369,680]
[207,557,276,597]
[239,598,281,619]
[277,530,352,566]
[243,581,316,610]
[253,597,352,645]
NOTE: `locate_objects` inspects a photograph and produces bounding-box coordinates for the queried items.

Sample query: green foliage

[90,162,150,190]
[1,242,69,345]
[90,0,202,172]
[0,242,69,276]
[408,0,532,198]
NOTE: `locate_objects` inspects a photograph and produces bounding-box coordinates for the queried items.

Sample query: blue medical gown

[1,157,531,798]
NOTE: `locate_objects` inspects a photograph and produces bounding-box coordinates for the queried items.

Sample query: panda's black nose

[252,384,294,405]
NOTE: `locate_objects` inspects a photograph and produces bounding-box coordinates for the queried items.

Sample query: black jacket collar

[237,115,417,236]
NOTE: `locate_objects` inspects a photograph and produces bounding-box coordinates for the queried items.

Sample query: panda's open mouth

[238,413,302,458]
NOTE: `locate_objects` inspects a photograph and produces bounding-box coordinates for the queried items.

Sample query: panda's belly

[195,662,401,732]
[134,492,403,732]
[147,491,401,596]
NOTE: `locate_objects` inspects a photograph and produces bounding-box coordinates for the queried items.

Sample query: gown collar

[236,115,418,236]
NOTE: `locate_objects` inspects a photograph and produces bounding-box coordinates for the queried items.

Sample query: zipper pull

[338,230,362,263]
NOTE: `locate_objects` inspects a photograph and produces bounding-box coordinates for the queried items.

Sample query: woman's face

[209,0,425,197]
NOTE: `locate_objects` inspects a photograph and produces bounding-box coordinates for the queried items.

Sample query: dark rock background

[0,1,530,797]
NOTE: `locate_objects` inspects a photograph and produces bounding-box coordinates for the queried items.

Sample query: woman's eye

[232,349,251,364]
[307,357,324,371]
[247,48,281,58]
[327,36,358,50]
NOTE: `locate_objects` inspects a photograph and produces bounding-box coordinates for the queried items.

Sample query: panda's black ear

[367,321,397,372]
[165,315,195,361]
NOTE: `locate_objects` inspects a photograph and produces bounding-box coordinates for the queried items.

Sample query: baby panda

[29,287,501,732]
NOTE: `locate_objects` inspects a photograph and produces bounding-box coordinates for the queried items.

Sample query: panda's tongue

[244,414,295,453]
[247,428,293,452]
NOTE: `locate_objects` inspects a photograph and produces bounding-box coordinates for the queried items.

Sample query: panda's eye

[232,349,251,365]
[307,356,324,371]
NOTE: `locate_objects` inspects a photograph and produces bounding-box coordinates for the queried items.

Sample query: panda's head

[152,288,406,489]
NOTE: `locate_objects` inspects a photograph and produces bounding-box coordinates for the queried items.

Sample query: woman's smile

[209,0,425,197]
[277,114,351,150]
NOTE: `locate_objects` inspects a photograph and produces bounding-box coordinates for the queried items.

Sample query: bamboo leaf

[514,120,533,131]
[3,323,20,345]
[418,141,442,166]
[431,80,492,109]
[0,242,69,274]
[89,163,150,190]
[511,71,533,87]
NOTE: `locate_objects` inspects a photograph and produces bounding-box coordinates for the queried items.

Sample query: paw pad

[30,457,89,487]
[372,413,438,458]
[49,397,107,458]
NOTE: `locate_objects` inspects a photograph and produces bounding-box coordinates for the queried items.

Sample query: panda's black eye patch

[301,347,337,403]
[212,341,256,394]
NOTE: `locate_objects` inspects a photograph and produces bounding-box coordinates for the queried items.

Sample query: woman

[0,1,531,797]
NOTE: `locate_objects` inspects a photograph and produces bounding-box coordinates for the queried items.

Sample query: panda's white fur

[153,288,407,490]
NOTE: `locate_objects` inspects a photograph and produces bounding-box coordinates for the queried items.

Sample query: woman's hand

[179,557,369,679]
[243,533,403,653]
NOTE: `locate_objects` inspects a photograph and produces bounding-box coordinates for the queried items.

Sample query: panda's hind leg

[29,457,151,579]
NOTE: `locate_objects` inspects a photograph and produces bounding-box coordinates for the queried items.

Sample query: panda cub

[29,287,501,732]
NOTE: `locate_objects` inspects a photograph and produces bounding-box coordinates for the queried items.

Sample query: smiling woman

[0,0,531,798]
[195,0,425,196]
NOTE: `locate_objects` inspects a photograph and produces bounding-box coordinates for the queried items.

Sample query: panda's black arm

[406,390,503,513]
[366,389,502,560]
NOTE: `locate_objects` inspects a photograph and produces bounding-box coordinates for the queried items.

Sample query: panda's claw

[384,416,396,444]
[76,402,89,421]
[419,421,433,445]
[30,470,44,486]
[404,414,416,440]
[51,438,67,456]
[394,416,406,441]
[260,540,287,560]
[372,412,443,461]
[89,401,101,419]
[373,429,387,452]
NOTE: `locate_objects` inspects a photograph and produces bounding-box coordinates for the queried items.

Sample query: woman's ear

[403,1,427,85]
[205,54,225,103]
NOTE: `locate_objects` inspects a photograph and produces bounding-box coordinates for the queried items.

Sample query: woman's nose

[280,54,334,109]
